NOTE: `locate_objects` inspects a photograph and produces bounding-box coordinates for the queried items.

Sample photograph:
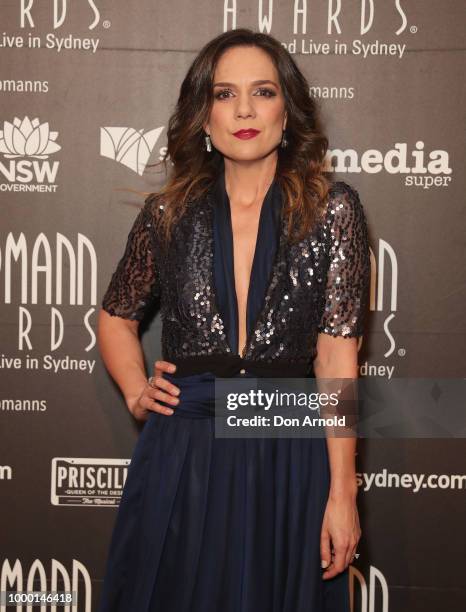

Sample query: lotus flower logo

[0,116,61,159]
[100,126,164,175]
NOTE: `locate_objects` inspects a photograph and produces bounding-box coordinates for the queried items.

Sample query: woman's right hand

[129,360,181,422]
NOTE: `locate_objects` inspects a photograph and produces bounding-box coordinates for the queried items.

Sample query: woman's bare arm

[313,332,361,579]
[314,333,359,497]
[97,309,179,421]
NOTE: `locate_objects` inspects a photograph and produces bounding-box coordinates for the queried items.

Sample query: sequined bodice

[101,179,371,377]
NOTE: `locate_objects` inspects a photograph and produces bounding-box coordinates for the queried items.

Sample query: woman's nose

[235,94,255,119]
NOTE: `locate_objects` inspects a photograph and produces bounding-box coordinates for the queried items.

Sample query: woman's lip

[233,129,261,139]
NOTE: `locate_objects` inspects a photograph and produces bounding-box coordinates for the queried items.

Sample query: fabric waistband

[167,355,313,378]
[158,368,318,420]
[159,371,247,419]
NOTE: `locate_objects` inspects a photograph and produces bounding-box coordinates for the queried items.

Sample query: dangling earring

[280,129,288,149]
[205,134,212,152]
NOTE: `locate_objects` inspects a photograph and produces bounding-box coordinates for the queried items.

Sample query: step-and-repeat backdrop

[1,2,465,610]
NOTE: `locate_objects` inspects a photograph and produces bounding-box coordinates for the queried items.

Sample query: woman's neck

[223,154,278,207]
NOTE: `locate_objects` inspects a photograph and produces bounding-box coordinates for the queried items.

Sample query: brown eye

[255,88,276,97]
[214,89,233,100]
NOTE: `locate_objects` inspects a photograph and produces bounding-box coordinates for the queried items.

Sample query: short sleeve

[317,181,370,337]
[101,195,162,321]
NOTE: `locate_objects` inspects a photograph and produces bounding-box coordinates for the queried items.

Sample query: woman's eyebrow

[213,79,279,88]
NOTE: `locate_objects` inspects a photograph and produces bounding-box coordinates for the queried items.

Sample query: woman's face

[204,45,287,162]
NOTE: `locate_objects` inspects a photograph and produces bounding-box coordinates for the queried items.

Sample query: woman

[97,28,370,612]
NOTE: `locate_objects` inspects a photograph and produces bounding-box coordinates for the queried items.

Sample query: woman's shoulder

[143,190,207,217]
[143,191,166,216]
[140,190,209,251]
[140,192,171,238]
[323,179,367,224]
[327,179,363,207]
[314,179,369,251]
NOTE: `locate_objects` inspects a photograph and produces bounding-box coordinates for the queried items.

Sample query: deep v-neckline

[225,178,273,356]
[207,172,287,359]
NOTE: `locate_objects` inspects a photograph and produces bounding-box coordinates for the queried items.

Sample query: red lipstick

[233,129,261,139]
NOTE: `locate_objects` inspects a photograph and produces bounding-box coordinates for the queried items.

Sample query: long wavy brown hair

[145,28,331,245]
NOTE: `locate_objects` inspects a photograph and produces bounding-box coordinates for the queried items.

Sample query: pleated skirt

[97,372,350,612]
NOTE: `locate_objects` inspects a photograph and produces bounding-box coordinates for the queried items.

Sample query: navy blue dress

[98,172,352,611]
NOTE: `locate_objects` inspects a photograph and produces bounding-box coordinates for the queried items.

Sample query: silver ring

[148,376,156,387]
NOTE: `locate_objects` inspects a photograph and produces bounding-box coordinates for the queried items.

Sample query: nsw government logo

[0,116,61,191]
[51,457,129,507]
